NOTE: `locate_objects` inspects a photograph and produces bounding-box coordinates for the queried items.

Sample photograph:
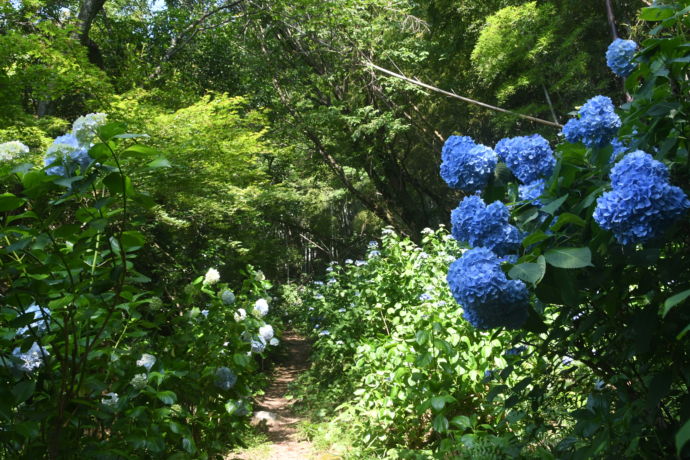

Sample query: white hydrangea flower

[16,303,50,336]
[253,298,269,317]
[234,308,247,322]
[136,353,156,372]
[72,112,107,145]
[269,338,279,346]
[255,271,265,281]
[12,342,49,372]
[130,373,148,389]
[259,324,274,342]
[201,309,209,317]
[203,268,220,285]
[0,141,29,161]
[101,392,119,408]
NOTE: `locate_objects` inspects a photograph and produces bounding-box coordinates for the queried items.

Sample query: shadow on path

[228,330,317,460]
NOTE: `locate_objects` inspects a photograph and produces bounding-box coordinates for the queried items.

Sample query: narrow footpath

[228,331,322,460]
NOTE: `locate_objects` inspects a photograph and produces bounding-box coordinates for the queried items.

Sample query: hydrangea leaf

[662,289,690,318]
[541,194,568,215]
[640,6,675,21]
[0,193,26,212]
[676,418,690,456]
[508,257,546,285]
[544,247,592,269]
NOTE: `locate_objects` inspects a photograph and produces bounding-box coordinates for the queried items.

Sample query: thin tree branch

[366,61,564,129]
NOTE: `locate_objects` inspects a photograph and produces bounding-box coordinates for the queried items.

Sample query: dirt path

[228,331,318,460]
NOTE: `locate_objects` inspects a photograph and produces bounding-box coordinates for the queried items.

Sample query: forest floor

[227,331,335,460]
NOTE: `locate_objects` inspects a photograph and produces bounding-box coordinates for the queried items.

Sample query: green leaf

[541,194,569,215]
[0,193,26,212]
[550,213,585,232]
[98,122,128,142]
[415,330,429,345]
[662,289,690,317]
[147,157,171,169]
[640,6,675,21]
[522,231,551,248]
[225,400,239,415]
[450,415,471,430]
[156,391,177,405]
[508,256,546,285]
[12,381,35,405]
[676,418,690,456]
[545,247,592,269]
[432,414,449,433]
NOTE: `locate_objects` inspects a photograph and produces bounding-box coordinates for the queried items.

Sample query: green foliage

[0,120,277,457]
[286,230,574,457]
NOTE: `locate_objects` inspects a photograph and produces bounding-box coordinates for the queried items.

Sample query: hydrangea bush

[434,8,690,458]
[0,117,277,457]
[286,229,554,457]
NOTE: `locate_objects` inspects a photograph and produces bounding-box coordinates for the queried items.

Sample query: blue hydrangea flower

[440,135,497,192]
[45,134,92,175]
[518,179,546,205]
[606,38,638,77]
[609,150,669,188]
[494,135,555,184]
[446,248,529,330]
[450,195,521,255]
[561,96,621,148]
[561,119,582,144]
[250,339,266,354]
[610,137,630,163]
[221,290,236,305]
[214,367,238,390]
[593,151,690,245]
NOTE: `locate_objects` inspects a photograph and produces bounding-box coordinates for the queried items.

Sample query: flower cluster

[214,367,238,390]
[130,373,148,389]
[440,135,497,192]
[12,342,49,372]
[44,113,107,176]
[136,353,156,372]
[446,248,529,329]
[203,267,220,285]
[518,179,546,204]
[594,151,690,244]
[234,308,247,322]
[494,134,555,184]
[16,303,50,336]
[0,140,29,161]
[253,298,269,317]
[45,134,90,176]
[221,289,236,305]
[606,38,638,77]
[561,96,621,148]
[72,112,107,145]
[101,392,119,408]
[610,137,630,163]
[450,195,521,256]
